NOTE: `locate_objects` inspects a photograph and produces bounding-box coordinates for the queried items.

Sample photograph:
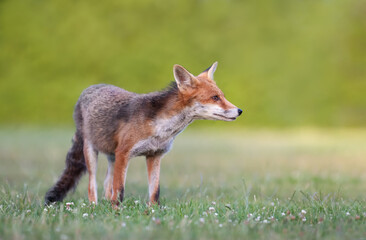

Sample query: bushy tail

[45,131,86,205]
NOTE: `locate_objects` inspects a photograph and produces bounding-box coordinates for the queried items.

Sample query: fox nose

[238,109,243,116]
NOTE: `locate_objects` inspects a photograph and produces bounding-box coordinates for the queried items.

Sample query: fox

[45,62,242,206]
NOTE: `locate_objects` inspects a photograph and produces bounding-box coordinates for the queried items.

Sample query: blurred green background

[1,0,365,127]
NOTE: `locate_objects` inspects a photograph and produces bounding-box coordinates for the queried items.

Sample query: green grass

[1,128,366,239]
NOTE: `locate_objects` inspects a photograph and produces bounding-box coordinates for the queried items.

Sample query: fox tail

[44,131,86,205]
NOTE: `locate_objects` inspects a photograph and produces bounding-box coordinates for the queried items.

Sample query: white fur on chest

[130,110,194,158]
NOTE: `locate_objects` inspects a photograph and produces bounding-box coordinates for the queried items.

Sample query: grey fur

[76,83,179,155]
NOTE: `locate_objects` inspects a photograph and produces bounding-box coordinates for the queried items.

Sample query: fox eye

[211,95,220,101]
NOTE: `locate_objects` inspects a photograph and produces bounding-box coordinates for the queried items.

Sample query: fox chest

[129,114,191,158]
[130,136,174,158]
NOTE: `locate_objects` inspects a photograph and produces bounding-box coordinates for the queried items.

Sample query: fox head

[173,62,242,121]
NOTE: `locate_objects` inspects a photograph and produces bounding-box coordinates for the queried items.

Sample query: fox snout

[217,106,243,121]
[199,103,242,122]
[228,107,243,121]
[219,99,243,121]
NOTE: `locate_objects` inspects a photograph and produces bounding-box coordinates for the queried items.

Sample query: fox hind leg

[84,140,99,204]
[104,154,115,200]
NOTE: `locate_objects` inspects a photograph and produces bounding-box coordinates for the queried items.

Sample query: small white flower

[151,209,155,213]
[184,215,188,218]
[281,212,285,216]
[202,212,208,216]
[255,216,260,222]
[263,219,269,223]
[121,222,126,227]
[346,212,350,216]
[199,218,205,223]
[262,207,266,210]
[212,201,216,205]
[81,203,86,207]
[208,207,215,212]
[65,202,74,206]
[134,200,139,204]
[219,224,223,227]
[214,213,218,216]
[271,202,275,206]
[301,210,307,215]
[43,208,48,212]
[302,217,306,222]
[248,213,253,217]
[126,216,130,219]
[26,210,31,213]
[82,213,88,218]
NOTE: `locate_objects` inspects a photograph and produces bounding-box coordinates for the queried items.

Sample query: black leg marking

[152,184,160,204]
[119,187,124,203]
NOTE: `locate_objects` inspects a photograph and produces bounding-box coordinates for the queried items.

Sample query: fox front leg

[111,151,129,206]
[146,154,162,205]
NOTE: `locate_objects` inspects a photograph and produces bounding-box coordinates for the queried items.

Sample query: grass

[1,127,366,239]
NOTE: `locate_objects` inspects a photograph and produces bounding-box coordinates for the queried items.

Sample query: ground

[1,128,366,239]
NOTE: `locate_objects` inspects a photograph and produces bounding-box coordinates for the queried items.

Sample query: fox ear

[207,61,218,80]
[173,64,197,90]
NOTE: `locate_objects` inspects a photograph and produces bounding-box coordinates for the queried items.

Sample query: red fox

[45,62,242,206]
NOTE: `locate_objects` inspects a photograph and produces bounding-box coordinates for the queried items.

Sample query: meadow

[1,128,366,240]
[1,0,366,239]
